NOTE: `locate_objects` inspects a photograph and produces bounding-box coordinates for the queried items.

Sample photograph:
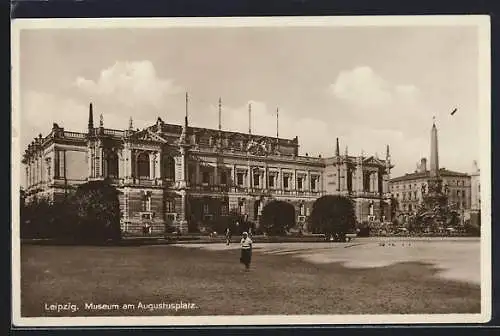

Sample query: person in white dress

[239,232,253,270]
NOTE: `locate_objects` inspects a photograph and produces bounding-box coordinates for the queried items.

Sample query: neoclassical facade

[22,103,393,234]
[389,161,472,216]
[389,120,473,221]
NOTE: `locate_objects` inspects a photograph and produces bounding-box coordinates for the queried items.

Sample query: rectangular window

[457,190,460,197]
[202,171,210,184]
[220,171,227,185]
[311,177,316,190]
[54,152,60,178]
[45,158,51,181]
[253,173,260,187]
[237,172,244,186]
[297,177,303,190]
[462,190,466,197]
[165,199,174,213]
[220,204,228,216]
[143,194,152,212]
[269,175,275,188]
[203,204,209,214]
[283,176,289,189]
[59,151,65,178]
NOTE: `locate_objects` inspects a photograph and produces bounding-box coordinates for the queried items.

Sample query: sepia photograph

[11,16,491,326]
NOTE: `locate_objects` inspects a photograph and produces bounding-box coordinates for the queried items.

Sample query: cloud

[20,91,154,150]
[340,125,429,177]
[74,61,183,109]
[327,66,429,146]
[329,66,419,109]
[21,91,88,140]
[327,66,479,176]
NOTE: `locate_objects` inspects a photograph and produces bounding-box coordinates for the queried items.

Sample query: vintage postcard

[11,16,491,327]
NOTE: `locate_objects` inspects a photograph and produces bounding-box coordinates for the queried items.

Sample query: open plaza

[21,237,480,317]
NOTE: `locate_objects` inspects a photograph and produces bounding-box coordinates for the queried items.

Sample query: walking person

[225,227,231,246]
[239,232,253,271]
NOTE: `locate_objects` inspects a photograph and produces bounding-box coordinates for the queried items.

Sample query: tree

[309,195,356,237]
[49,197,79,240]
[20,195,53,239]
[390,196,399,220]
[72,180,122,243]
[260,200,295,236]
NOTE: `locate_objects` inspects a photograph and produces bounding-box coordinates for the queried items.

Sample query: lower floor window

[165,199,174,213]
[220,204,228,216]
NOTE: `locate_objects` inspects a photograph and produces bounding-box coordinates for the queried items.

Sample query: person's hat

[242,232,248,235]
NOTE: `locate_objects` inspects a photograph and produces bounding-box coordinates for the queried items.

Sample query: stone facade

[22,103,393,234]
[390,157,472,217]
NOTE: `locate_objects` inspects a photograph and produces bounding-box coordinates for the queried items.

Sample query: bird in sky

[451,108,458,116]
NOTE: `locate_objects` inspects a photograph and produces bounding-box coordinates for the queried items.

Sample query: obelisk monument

[430,118,439,178]
[421,118,448,225]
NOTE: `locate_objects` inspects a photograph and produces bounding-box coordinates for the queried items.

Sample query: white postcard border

[10,15,492,327]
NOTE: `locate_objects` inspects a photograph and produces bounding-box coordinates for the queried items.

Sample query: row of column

[88,145,167,180]
[336,165,388,193]
[192,162,322,191]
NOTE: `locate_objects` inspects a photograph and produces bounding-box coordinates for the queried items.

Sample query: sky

[17,23,482,177]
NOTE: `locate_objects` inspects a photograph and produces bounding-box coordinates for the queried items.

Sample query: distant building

[470,160,481,211]
[22,100,394,234]
[389,120,472,221]
[390,161,471,216]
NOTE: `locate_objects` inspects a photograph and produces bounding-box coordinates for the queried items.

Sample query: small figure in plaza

[225,227,231,246]
[239,232,253,271]
[143,223,151,236]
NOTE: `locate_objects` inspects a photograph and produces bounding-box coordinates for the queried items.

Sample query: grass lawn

[20,244,480,316]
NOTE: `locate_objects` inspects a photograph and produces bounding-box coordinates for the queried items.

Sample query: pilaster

[149,152,155,179]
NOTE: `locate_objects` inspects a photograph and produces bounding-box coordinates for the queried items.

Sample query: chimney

[420,158,427,173]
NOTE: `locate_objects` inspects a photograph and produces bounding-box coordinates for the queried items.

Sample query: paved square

[20,237,480,317]
[177,237,481,285]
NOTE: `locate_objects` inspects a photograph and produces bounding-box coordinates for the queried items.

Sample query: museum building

[22,100,394,234]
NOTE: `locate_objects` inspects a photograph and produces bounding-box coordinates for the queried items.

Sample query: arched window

[137,152,150,179]
[107,152,119,178]
[162,155,175,180]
